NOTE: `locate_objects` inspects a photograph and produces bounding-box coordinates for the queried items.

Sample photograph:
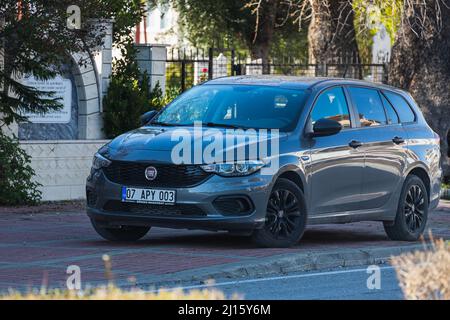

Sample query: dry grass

[391,237,450,300]
[1,255,239,300]
[1,284,238,300]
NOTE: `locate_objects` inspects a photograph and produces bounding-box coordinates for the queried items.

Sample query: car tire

[91,219,150,241]
[383,175,429,241]
[252,178,307,248]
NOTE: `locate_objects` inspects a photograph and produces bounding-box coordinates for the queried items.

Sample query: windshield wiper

[149,121,178,127]
[204,122,248,130]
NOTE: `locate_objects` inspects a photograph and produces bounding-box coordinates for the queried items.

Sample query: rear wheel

[91,219,150,241]
[252,178,307,248]
[383,175,429,241]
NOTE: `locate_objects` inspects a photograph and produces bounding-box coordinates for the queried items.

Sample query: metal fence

[165,48,389,92]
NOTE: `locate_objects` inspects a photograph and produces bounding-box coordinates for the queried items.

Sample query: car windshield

[151,84,309,132]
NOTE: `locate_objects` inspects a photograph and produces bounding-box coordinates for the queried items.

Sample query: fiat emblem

[145,166,157,181]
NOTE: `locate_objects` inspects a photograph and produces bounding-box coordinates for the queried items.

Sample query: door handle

[392,136,405,144]
[349,140,363,149]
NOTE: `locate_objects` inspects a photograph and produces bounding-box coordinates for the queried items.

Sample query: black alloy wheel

[252,178,307,248]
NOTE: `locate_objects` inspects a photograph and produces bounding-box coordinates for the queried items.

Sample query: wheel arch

[278,171,304,191]
[406,165,431,201]
[275,166,307,200]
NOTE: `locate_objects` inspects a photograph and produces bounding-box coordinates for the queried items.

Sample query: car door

[346,86,407,210]
[308,86,366,214]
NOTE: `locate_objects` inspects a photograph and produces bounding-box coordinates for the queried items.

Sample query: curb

[131,243,427,290]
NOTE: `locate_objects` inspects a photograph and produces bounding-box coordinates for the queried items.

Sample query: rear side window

[380,94,399,124]
[382,91,416,123]
[348,87,387,127]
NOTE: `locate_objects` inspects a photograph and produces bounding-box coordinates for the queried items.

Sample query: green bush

[102,32,181,138]
[149,83,180,111]
[103,77,181,139]
[102,75,149,139]
[0,132,42,205]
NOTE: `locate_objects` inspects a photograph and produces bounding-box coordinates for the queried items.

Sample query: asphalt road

[155,264,404,300]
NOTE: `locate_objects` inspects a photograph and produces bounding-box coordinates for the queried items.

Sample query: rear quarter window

[382,91,416,123]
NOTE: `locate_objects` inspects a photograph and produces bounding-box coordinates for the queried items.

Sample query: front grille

[103,161,212,188]
[103,201,207,217]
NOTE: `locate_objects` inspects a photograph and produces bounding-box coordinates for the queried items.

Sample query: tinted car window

[348,87,387,127]
[381,94,399,124]
[153,85,308,131]
[311,87,351,129]
[382,91,416,123]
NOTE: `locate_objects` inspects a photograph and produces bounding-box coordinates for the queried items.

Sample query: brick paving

[0,201,449,293]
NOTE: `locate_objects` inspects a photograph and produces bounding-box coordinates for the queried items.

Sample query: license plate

[121,187,176,205]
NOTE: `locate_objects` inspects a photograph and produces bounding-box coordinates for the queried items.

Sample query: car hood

[106,126,287,163]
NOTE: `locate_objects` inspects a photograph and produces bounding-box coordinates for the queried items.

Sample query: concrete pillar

[75,20,113,140]
[135,44,167,92]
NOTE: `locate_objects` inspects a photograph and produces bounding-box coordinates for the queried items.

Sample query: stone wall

[20,140,109,201]
[135,44,167,92]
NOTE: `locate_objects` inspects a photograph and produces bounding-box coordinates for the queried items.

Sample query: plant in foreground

[2,285,235,300]
[1,255,239,300]
[0,132,42,205]
[391,237,449,300]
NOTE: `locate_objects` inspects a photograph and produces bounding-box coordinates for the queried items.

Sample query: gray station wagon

[86,76,442,247]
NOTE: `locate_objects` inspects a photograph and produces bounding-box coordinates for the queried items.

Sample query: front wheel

[252,178,307,248]
[383,175,429,241]
[91,219,150,241]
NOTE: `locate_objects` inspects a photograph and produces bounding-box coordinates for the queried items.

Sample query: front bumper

[86,169,273,232]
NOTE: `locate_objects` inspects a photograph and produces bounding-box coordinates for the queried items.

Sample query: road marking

[148,265,395,292]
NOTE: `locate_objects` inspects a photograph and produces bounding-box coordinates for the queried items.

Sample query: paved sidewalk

[0,201,449,293]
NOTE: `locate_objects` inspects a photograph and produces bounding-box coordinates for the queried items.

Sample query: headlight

[92,152,111,170]
[200,161,265,177]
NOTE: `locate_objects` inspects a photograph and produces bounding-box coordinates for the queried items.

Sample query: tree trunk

[248,0,279,74]
[308,0,360,77]
[389,1,450,177]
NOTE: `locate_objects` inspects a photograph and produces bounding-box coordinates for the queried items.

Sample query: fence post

[315,63,327,77]
[231,49,236,76]
[383,62,389,84]
[208,47,214,80]
[181,59,186,92]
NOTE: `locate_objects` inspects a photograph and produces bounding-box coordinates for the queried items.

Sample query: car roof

[205,75,405,93]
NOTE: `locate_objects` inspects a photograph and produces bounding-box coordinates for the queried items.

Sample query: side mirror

[311,118,342,137]
[140,110,157,126]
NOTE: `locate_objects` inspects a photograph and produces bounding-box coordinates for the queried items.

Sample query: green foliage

[171,0,308,59]
[102,75,149,138]
[353,0,402,63]
[103,74,180,138]
[0,132,42,205]
[149,83,180,111]
[0,0,123,126]
[270,27,309,61]
[0,0,148,127]
[172,0,251,49]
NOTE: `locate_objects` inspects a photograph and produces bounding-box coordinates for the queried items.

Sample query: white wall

[20,140,109,201]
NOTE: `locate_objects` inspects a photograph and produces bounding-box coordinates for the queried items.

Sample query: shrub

[149,83,180,111]
[102,75,149,139]
[391,238,449,300]
[0,131,42,205]
[103,79,181,138]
